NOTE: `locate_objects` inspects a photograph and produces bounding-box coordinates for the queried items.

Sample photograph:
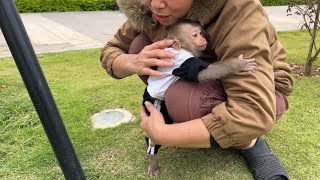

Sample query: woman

[100,0,293,179]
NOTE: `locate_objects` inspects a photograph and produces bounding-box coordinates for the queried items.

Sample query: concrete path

[0,6,302,58]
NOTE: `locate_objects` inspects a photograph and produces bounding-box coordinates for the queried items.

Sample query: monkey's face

[181,25,207,55]
[190,26,207,51]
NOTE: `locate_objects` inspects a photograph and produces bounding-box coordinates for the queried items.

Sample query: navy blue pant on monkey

[142,90,174,155]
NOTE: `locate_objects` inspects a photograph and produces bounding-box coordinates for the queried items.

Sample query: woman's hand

[133,39,175,76]
[112,39,175,78]
[140,101,167,144]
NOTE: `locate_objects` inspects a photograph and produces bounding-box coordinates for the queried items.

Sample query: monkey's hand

[234,54,256,72]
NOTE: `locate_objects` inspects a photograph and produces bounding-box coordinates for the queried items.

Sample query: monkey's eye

[192,33,198,37]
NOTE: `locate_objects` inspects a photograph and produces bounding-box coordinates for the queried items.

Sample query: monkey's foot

[148,154,160,176]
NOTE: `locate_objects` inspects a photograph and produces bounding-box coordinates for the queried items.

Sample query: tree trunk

[304,0,320,76]
[304,58,312,75]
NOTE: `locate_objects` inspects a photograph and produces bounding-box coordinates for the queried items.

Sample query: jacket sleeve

[172,57,209,82]
[201,0,293,148]
[100,21,140,79]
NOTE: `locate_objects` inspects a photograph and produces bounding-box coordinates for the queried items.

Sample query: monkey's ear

[171,40,182,50]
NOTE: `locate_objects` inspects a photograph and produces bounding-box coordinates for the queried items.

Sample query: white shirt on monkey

[147,47,205,101]
[145,47,208,155]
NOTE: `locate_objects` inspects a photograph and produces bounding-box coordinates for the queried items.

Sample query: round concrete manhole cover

[92,108,133,129]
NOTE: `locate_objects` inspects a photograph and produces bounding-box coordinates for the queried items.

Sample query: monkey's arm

[198,62,236,82]
[198,55,256,82]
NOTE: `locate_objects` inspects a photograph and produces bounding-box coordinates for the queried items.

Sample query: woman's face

[144,0,193,26]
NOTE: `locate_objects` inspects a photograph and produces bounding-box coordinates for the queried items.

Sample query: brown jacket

[100,0,294,148]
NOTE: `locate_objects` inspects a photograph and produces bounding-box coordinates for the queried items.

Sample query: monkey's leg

[146,136,161,176]
[146,99,162,176]
[148,153,160,176]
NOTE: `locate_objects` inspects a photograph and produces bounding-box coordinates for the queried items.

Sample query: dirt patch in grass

[290,63,320,77]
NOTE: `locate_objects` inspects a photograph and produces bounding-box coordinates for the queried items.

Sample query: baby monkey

[167,19,256,82]
[144,19,256,176]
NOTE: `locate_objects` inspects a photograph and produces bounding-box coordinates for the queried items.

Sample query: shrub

[15,0,117,13]
[260,0,296,6]
[14,0,300,13]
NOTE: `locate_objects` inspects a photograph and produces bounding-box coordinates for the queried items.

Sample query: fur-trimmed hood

[116,0,227,31]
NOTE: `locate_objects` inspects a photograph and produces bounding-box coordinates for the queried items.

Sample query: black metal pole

[0,1,86,179]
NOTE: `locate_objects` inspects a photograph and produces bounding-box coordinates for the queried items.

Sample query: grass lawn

[1,30,320,179]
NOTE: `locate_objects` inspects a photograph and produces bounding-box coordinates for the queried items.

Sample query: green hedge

[15,0,117,13]
[15,0,295,13]
[260,0,294,6]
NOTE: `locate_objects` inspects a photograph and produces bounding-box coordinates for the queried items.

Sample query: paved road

[0,6,302,58]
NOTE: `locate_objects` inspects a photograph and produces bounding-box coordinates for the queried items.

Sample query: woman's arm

[140,101,211,148]
[100,22,176,79]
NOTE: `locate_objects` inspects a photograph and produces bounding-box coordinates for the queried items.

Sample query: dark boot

[240,137,290,180]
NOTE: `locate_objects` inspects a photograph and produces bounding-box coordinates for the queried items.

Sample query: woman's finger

[140,106,150,138]
[139,67,163,77]
[143,132,149,138]
[140,105,148,119]
[140,101,158,119]
[144,101,158,114]
[141,57,173,68]
[146,49,175,60]
[143,39,174,51]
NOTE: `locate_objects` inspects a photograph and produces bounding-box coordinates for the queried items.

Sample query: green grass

[278,30,320,67]
[0,30,320,179]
